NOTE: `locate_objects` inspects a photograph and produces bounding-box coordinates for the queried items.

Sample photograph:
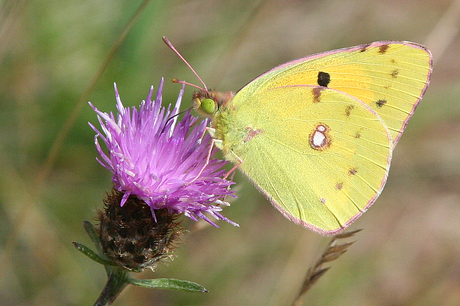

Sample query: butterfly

[165,38,432,235]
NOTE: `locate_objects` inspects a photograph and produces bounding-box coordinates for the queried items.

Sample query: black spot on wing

[360,43,371,52]
[317,71,330,87]
[312,87,325,103]
[348,168,357,175]
[376,99,387,108]
[379,44,389,54]
[345,105,355,117]
[391,69,399,78]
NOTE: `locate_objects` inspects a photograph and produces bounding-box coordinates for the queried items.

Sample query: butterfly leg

[196,124,210,145]
[186,127,239,185]
[223,151,242,180]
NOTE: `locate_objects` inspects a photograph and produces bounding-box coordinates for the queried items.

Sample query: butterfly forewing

[237,42,432,146]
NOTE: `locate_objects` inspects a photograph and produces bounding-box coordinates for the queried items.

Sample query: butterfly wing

[236,41,432,146]
[217,85,392,235]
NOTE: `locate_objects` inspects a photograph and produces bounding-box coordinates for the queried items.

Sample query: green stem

[94,268,130,306]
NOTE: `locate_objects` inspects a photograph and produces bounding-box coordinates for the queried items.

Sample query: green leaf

[129,278,208,293]
[83,220,103,253]
[72,241,115,267]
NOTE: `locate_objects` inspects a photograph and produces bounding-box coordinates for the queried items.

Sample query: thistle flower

[89,78,236,226]
[87,79,237,272]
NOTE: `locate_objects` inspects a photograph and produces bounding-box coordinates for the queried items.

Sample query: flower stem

[94,268,130,306]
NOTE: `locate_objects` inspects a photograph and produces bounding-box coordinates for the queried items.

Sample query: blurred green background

[1,0,459,305]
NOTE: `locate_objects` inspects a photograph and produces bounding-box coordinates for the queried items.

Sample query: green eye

[201,98,216,115]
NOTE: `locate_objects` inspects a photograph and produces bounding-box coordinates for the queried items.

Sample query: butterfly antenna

[172,78,206,92]
[163,36,209,92]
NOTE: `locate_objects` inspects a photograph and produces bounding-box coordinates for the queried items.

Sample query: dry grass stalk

[292,229,363,306]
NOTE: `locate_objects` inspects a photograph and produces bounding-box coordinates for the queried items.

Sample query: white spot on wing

[309,124,331,150]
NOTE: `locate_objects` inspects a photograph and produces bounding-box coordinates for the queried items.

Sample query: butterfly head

[192,90,234,118]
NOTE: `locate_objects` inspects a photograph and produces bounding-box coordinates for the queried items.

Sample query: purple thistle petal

[89,78,237,226]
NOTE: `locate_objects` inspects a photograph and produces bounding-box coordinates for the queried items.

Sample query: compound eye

[200,98,217,115]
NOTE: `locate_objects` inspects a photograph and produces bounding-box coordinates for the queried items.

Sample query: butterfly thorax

[192,90,245,159]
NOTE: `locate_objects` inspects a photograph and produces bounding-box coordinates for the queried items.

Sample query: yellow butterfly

[167,39,432,235]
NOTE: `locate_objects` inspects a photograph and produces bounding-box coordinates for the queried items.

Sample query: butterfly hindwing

[217,85,392,235]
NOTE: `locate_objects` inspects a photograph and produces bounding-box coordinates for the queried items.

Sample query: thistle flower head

[89,79,236,227]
